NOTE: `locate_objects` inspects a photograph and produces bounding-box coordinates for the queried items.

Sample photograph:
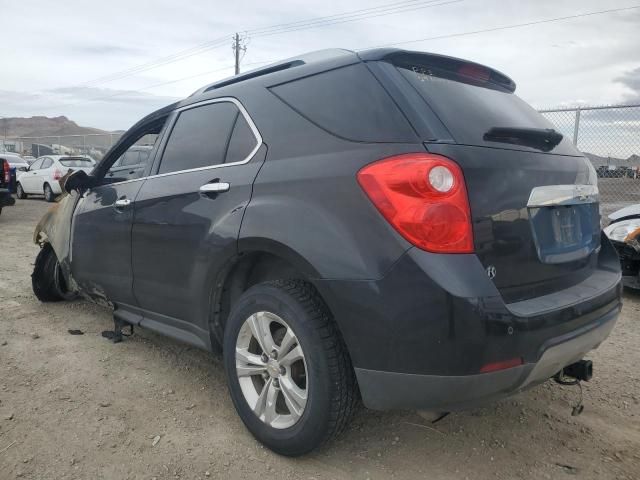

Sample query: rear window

[392,58,576,154]
[270,63,415,143]
[60,158,93,167]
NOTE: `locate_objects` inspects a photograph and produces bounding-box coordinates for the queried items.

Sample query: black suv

[33,49,621,456]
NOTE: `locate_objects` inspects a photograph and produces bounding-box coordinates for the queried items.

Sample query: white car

[17,155,95,202]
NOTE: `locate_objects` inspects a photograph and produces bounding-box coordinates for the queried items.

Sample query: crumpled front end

[33,174,83,293]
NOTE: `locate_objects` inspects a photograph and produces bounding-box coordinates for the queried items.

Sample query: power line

[67,0,460,89]
[364,4,640,48]
[27,4,640,112]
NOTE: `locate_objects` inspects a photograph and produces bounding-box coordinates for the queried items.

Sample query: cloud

[616,67,640,102]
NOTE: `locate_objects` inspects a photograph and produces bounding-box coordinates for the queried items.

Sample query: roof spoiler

[358,48,516,93]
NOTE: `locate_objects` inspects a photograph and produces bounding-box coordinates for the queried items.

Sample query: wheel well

[212,252,310,344]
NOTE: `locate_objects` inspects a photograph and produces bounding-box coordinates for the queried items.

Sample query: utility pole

[232,33,247,75]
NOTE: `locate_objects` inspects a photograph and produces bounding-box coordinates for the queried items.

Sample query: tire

[16,183,27,199]
[43,183,55,202]
[32,245,64,302]
[223,280,358,456]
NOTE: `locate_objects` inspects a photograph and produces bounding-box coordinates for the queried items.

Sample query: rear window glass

[225,113,257,164]
[60,158,93,167]
[394,60,576,154]
[270,63,415,143]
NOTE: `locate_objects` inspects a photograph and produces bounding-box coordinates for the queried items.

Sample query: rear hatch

[368,51,601,303]
[58,157,95,175]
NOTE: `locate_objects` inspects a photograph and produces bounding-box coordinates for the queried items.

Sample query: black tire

[223,280,358,456]
[43,183,55,202]
[32,245,64,302]
[16,182,27,199]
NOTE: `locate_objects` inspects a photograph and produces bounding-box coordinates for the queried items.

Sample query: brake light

[2,160,9,184]
[53,169,62,180]
[357,153,473,253]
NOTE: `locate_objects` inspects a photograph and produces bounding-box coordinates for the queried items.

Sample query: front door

[70,117,168,305]
[21,157,43,193]
[131,98,264,335]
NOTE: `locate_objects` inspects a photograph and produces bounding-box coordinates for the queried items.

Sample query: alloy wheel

[235,311,308,429]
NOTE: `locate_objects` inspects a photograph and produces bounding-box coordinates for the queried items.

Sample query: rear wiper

[483,127,563,152]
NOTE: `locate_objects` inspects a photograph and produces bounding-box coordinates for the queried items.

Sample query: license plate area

[529,203,600,264]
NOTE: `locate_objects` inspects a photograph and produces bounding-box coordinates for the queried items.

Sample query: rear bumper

[355,305,618,410]
[0,189,15,207]
[316,234,622,411]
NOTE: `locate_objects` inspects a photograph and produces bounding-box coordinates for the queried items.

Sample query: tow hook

[553,360,593,416]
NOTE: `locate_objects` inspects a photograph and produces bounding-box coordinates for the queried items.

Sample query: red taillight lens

[53,169,62,180]
[2,160,10,184]
[357,153,474,253]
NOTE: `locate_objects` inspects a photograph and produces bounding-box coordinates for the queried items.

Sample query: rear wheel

[43,183,55,202]
[16,183,27,199]
[223,280,358,456]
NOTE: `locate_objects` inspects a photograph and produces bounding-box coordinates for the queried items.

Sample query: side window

[225,113,258,164]
[158,102,238,174]
[30,158,44,170]
[41,158,53,169]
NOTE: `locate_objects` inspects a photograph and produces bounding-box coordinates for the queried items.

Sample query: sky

[1,0,639,131]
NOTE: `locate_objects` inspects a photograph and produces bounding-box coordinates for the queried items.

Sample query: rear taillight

[357,153,474,253]
[53,169,62,180]
[2,160,9,184]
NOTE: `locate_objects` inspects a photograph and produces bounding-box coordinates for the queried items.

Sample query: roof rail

[190,48,355,97]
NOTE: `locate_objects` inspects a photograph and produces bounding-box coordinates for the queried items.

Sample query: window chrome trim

[527,184,599,208]
[102,97,262,186]
[149,97,262,180]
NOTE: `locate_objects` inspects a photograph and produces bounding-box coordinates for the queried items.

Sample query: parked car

[0,158,16,215]
[104,145,153,182]
[31,49,621,456]
[0,152,27,194]
[16,155,94,202]
[604,204,640,289]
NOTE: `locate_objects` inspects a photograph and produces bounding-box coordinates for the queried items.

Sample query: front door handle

[114,198,131,210]
[199,182,230,194]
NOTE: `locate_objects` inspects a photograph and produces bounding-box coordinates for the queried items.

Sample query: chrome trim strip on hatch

[527,184,599,208]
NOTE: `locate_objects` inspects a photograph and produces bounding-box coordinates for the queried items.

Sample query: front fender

[33,190,82,290]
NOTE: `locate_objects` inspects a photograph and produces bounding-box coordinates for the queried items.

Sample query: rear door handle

[199,182,230,194]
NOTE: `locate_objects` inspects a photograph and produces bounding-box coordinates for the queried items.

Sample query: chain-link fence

[0,133,124,162]
[1,104,639,216]
[539,104,640,217]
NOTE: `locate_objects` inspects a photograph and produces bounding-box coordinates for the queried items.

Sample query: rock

[5,413,14,420]
[31,333,40,339]
[1,341,7,346]
[205,472,210,477]
[152,435,161,447]
[99,402,111,408]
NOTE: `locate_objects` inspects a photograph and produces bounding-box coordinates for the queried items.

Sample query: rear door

[38,157,54,190]
[131,98,263,335]
[370,54,600,303]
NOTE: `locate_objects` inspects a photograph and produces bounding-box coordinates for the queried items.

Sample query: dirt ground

[0,199,639,480]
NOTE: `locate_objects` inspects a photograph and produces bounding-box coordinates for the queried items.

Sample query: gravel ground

[1,199,639,480]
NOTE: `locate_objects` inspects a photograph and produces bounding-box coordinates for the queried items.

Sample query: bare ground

[0,199,639,480]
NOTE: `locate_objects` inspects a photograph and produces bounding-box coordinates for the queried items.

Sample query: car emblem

[486,265,496,279]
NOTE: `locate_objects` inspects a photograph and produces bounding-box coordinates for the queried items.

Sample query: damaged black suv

[32,49,622,456]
